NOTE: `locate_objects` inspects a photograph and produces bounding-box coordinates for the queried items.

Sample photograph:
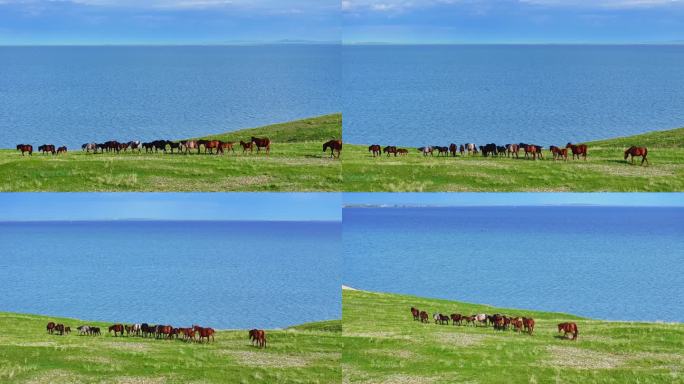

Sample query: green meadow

[0,312,341,384]
[0,114,341,192]
[343,288,684,384]
[342,127,684,192]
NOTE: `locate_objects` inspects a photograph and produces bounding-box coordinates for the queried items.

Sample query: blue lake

[343,206,684,322]
[0,221,341,329]
[0,45,339,148]
[343,45,684,146]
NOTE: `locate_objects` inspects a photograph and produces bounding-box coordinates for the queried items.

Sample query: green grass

[0,114,341,192]
[343,289,684,384]
[0,312,341,384]
[342,127,684,191]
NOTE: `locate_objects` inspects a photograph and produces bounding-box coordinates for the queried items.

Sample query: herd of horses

[15,138,343,159]
[45,321,268,347]
[371,143,650,165]
[410,307,579,340]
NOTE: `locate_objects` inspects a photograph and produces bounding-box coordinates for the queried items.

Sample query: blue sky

[343,0,684,44]
[344,193,684,207]
[0,193,341,221]
[0,0,339,45]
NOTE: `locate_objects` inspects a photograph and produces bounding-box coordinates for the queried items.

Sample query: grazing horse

[524,145,540,160]
[56,146,67,154]
[77,325,90,335]
[118,142,129,152]
[239,140,254,153]
[418,146,433,156]
[411,307,420,321]
[182,140,200,155]
[523,317,535,335]
[450,314,462,325]
[249,329,266,348]
[435,146,449,156]
[104,141,121,153]
[109,324,125,337]
[507,144,519,158]
[459,144,465,156]
[566,143,588,160]
[550,146,568,161]
[156,325,173,339]
[368,144,381,157]
[167,141,182,154]
[217,141,236,155]
[141,323,153,338]
[474,314,487,327]
[419,311,429,323]
[91,327,101,336]
[462,315,476,326]
[194,325,215,343]
[251,137,271,155]
[54,323,65,336]
[323,139,343,158]
[128,141,142,152]
[558,322,579,340]
[439,314,450,325]
[449,143,458,157]
[64,326,71,335]
[480,144,497,157]
[465,143,476,156]
[396,149,409,156]
[624,146,649,165]
[17,144,33,156]
[38,144,56,155]
[131,323,142,336]
[511,317,524,332]
[47,322,56,334]
[82,143,97,153]
[383,146,398,157]
[125,325,133,336]
[198,140,221,154]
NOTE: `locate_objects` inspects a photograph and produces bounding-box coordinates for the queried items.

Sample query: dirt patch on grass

[363,374,441,384]
[24,369,89,384]
[432,332,488,347]
[365,349,415,360]
[545,346,626,369]
[104,377,169,384]
[102,342,152,352]
[221,350,314,368]
[63,355,115,365]
[344,331,411,341]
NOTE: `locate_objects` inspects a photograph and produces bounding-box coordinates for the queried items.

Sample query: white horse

[474,313,487,326]
[77,325,91,335]
[418,146,433,156]
[82,143,97,153]
[465,143,477,156]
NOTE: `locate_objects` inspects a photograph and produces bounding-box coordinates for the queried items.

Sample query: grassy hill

[343,289,684,383]
[342,127,684,192]
[0,114,341,192]
[0,312,341,384]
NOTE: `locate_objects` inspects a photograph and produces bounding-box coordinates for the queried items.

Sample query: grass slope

[342,127,684,191]
[0,114,341,192]
[0,312,341,384]
[343,289,684,384]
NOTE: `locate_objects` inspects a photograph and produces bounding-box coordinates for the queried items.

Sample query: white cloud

[520,0,682,8]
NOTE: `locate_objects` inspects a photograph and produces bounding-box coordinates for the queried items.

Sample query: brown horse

[217,141,235,155]
[108,324,125,337]
[419,311,429,323]
[396,148,409,156]
[524,145,539,160]
[57,146,67,154]
[511,317,524,332]
[47,322,56,334]
[156,325,173,339]
[323,139,342,158]
[199,140,221,154]
[38,144,56,155]
[368,144,381,157]
[54,323,65,336]
[523,317,535,335]
[507,144,519,158]
[182,140,200,154]
[64,326,71,335]
[239,140,254,153]
[624,146,648,165]
[249,329,266,348]
[410,307,420,321]
[558,322,579,340]
[17,144,33,156]
[449,143,458,157]
[383,146,398,157]
[450,313,463,325]
[251,137,271,155]
[566,143,588,160]
[194,325,215,343]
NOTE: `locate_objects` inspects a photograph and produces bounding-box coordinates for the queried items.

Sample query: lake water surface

[0,45,339,148]
[0,221,340,329]
[343,206,683,322]
[343,45,684,146]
